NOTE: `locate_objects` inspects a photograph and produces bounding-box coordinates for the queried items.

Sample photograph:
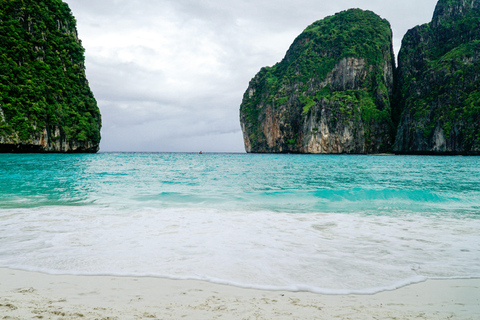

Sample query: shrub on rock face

[0,0,101,153]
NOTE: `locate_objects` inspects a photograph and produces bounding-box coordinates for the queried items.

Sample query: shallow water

[0,153,479,293]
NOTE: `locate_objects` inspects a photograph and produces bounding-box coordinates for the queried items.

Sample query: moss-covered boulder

[393,0,480,154]
[239,9,395,154]
[0,0,101,153]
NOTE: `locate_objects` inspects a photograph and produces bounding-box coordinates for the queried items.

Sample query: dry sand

[0,268,479,319]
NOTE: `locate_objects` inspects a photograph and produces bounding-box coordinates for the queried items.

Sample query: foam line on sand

[0,268,479,319]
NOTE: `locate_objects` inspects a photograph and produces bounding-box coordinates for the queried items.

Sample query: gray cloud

[66,0,438,152]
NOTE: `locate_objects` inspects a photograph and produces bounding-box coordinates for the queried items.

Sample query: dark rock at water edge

[240,9,395,154]
[393,0,480,155]
[0,0,101,153]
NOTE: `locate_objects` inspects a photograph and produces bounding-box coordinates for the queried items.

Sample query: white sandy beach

[0,268,479,319]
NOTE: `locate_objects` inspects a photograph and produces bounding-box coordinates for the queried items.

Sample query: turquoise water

[0,153,479,293]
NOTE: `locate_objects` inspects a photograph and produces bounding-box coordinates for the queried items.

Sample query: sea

[0,153,479,294]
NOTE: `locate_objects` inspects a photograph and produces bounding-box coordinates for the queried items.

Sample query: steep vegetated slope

[0,0,101,153]
[240,9,395,154]
[394,0,480,154]
[240,0,480,155]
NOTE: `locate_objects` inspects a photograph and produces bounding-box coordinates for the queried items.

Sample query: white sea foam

[1,205,479,294]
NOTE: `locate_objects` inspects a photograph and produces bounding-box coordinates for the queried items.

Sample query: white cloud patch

[66,0,438,152]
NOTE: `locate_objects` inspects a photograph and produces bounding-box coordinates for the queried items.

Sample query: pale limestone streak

[328,57,367,90]
[432,125,447,152]
[262,106,280,148]
[241,122,252,153]
[302,57,368,154]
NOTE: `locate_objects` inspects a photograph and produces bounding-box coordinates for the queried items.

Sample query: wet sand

[0,268,479,319]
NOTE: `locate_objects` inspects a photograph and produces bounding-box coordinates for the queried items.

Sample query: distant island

[0,0,101,153]
[240,0,480,155]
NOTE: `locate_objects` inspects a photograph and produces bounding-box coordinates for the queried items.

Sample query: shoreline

[1,268,479,319]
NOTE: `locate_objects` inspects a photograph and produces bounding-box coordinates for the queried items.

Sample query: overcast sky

[66,0,439,152]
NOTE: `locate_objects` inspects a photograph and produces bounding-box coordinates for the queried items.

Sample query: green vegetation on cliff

[394,0,480,154]
[240,9,395,153]
[240,0,480,154]
[280,9,392,82]
[0,0,101,152]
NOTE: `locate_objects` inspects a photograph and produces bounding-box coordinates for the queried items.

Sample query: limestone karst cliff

[393,0,480,154]
[240,9,395,154]
[0,0,101,153]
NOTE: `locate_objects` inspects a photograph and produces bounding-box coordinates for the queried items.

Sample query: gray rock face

[301,58,369,154]
[0,123,99,153]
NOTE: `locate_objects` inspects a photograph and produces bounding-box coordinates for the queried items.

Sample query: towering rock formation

[394,0,480,154]
[0,0,101,153]
[240,9,395,154]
